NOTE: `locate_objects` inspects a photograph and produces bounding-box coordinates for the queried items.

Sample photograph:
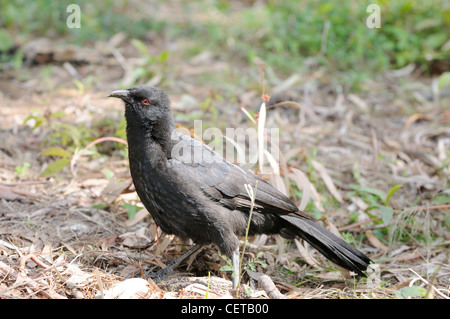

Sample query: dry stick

[247,271,287,299]
[70,136,128,177]
[338,217,381,232]
[20,254,50,270]
[258,63,270,102]
[425,266,441,299]
[417,204,450,211]
[0,181,50,186]
[409,268,449,299]
[259,275,287,299]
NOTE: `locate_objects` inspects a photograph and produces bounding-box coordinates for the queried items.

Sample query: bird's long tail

[281,215,371,275]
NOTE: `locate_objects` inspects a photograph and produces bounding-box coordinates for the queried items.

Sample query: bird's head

[108,86,172,126]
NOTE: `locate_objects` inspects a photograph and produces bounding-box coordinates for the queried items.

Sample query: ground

[0,2,449,299]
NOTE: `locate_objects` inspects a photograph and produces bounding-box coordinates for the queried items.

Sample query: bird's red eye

[142,99,149,105]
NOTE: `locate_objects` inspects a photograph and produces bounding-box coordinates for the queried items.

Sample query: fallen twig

[258,275,287,299]
[247,270,287,299]
[409,268,449,299]
[70,136,128,177]
[20,254,50,270]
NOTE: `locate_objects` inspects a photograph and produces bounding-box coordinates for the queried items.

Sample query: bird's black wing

[167,132,300,215]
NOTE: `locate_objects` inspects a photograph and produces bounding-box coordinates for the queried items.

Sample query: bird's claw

[146,266,175,283]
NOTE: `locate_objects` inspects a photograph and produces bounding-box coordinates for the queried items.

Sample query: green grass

[24,107,127,177]
[1,0,448,88]
[0,0,166,44]
[170,0,448,83]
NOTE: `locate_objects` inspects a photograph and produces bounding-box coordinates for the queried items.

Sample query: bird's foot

[145,244,203,283]
[146,266,176,283]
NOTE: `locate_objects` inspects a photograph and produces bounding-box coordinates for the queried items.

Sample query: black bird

[108,86,371,287]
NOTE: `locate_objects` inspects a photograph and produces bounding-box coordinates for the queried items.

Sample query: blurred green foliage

[186,0,448,76]
[0,0,166,43]
[0,0,448,79]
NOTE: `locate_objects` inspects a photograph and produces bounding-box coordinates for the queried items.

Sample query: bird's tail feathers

[281,215,371,276]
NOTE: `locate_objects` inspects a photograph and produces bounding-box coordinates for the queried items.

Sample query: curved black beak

[107,89,132,104]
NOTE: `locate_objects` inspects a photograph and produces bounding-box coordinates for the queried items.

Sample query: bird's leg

[147,244,203,282]
[231,248,240,289]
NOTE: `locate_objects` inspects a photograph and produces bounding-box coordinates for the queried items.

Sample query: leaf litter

[0,34,449,299]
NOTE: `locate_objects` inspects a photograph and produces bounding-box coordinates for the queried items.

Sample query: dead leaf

[324,219,344,239]
[348,94,368,111]
[289,168,325,212]
[310,160,344,203]
[103,278,155,299]
[288,168,312,211]
[365,230,388,251]
[124,208,149,227]
[119,231,152,249]
[101,178,132,204]
[269,174,287,196]
[294,239,318,267]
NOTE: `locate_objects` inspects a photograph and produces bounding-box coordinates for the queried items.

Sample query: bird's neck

[125,109,177,160]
